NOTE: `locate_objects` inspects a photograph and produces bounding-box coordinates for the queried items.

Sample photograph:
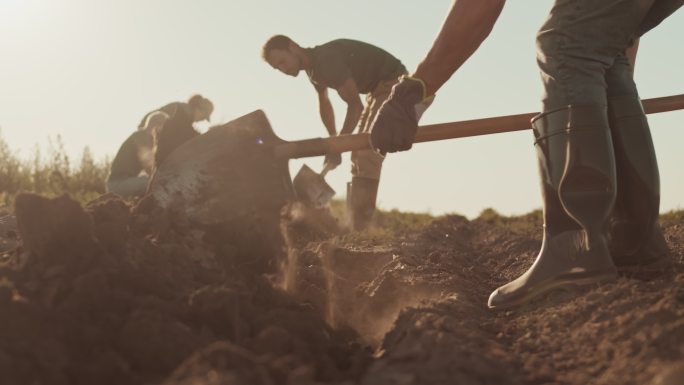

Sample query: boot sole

[488,270,617,311]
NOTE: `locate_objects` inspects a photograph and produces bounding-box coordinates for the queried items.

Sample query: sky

[1,0,682,218]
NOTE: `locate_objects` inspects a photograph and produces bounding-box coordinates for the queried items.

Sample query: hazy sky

[1,1,682,218]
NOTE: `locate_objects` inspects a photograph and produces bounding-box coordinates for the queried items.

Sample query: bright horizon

[1,1,682,218]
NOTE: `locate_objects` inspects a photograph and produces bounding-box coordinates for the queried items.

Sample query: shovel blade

[293,164,336,207]
[147,110,294,227]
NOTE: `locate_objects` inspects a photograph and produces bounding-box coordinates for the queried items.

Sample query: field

[0,138,683,385]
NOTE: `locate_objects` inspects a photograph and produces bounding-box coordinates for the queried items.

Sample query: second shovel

[293,163,335,207]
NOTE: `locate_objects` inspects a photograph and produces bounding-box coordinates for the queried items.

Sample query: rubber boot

[347,177,379,231]
[607,95,670,274]
[488,105,618,310]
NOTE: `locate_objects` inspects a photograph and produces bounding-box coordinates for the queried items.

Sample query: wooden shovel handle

[274,93,684,160]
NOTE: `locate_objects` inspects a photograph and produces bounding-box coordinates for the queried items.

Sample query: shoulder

[160,102,187,115]
[326,38,374,52]
[139,101,184,128]
[309,42,351,85]
[311,41,343,62]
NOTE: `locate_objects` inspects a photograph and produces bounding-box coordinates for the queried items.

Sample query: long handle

[274,93,684,160]
[320,163,333,178]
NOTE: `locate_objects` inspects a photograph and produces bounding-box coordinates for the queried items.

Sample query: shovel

[293,163,336,208]
[147,94,684,228]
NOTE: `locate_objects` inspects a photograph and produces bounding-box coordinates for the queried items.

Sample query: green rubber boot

[488,104,619,310]
[607,95,670,274]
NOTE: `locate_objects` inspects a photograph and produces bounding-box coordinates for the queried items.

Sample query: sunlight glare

[1,0,30,13]
[0,0,45,26]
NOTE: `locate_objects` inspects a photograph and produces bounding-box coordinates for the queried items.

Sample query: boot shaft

[532,104,617,240]
[488,104,619,309]
[347,177,379,231]
[607,95,662,256]
[606,94,668,267]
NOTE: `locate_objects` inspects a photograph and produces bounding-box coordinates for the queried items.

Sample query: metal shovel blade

[293,164,335,207]
[147,110,294,226]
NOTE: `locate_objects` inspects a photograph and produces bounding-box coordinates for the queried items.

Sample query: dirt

[0,193,682,385]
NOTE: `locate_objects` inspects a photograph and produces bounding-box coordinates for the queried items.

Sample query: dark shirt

[636,0,683,37]
[108,131,153,180]
[305,39,406,94]
[137,102,187,129]
[111,102,198,179]
[154,105,199,168]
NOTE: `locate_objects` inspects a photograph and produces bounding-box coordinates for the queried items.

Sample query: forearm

[414,0,505,96]
[339,104,363,136]
[319,96,337,136]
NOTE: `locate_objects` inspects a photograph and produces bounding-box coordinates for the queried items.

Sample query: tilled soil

[0,193,682,385]
[349,213,684,385]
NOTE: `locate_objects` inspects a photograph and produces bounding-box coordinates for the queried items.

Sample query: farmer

[107,94,214,197]
[370,0,681,309]
[262,35,431,230]
[137,94,214,130]
[151,95,213,168]
[106,111,169,197]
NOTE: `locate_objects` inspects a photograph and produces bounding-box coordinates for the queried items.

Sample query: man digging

[370,0,682,309]
[106,111,169,198]
[106,95,214,198]
[262,35,430,230]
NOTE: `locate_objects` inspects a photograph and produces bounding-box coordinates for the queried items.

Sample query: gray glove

[370,76,433,154]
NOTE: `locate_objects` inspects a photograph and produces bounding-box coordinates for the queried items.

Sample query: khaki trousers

[350,76,404,180]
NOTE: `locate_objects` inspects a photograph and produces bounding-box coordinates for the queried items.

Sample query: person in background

[262,35,429,230]
[137,94,213,130]
[145,95,214,168]
[106,111,169,197]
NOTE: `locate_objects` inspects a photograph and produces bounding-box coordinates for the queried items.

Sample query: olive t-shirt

[108,131,153,180]
[138,102,187,129]
[305,39,406,94]
[154,106,199,168]
[111,101,199,180]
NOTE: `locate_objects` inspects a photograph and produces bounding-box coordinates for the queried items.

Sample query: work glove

[323,152,342,170]
[370,76,433,154]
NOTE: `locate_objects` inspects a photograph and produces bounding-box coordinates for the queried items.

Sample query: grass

[329,199,436,245]
[1,129,680,233]
[476,207,542,235]
[0,132,110,209]
[478,207,684,236]
[660,209,684,224]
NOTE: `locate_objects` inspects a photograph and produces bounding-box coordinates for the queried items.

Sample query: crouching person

[106,111,169,197]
